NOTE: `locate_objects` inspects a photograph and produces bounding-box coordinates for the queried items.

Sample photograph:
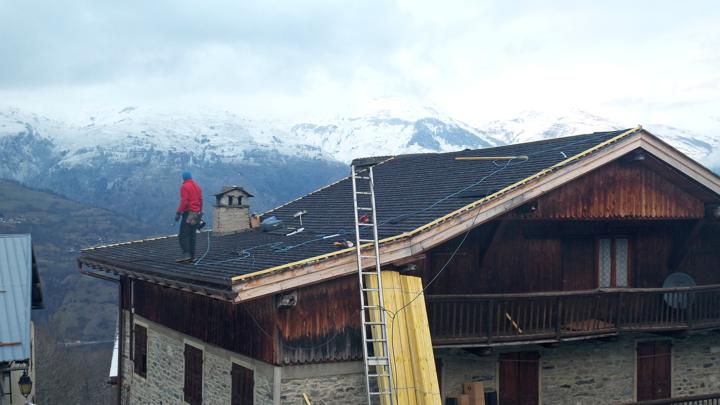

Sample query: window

[637,341,671,401]
[184,344,203,405]
[598,237,630,287]
[133,324,147,377]
[228,196,234,205]
[499,352,539,405]
[231,363,254,405]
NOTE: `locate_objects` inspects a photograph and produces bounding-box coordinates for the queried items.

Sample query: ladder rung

[359,239,375,242]
[360,255,376,258]
[358,223,374,227]
[357,207,373,211]
[368,374,390,378]
[355,176,371,180]
[366,338,387,342]
[367,358,390,366]
[369,391,393,395]
[356,191,372,195]
[364,322,386,325]
[362,288,379,291]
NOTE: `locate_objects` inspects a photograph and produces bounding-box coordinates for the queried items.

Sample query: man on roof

[175,171,203,262]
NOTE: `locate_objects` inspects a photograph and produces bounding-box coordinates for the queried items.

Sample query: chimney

[212,186,254,235]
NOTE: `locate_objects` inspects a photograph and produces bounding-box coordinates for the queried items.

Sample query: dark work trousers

[179,212,197,257]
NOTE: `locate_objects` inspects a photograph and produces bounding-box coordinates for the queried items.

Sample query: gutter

[78,259,236,302]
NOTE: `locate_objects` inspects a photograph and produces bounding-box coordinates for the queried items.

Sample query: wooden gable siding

[276,275,362,364]
[121,275,363,365]
[421,221,565,294]
[506,160,705,220]
[421,219,720,295]
[122,278,277,364]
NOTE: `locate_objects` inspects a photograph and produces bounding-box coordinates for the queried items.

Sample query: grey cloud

[0,0,415,91]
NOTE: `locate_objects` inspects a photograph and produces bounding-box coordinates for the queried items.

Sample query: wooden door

[562,238,596,291]
[637,341,671,401]
[499,352,539,405]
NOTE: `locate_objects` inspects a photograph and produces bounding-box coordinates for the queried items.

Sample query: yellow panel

[366,271,441,405]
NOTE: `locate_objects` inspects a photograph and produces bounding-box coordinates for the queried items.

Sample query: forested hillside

[0,179,156,403]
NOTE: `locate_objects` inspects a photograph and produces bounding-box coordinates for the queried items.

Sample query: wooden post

[555,297,562,340]
[486,299,494,345]
[686,292,694,331]
[615,292,623,332]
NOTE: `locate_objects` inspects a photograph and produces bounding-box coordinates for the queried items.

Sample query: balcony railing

[622,393,720,404]
[426,285,720,346]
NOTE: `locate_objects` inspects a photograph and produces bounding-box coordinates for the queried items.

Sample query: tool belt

[186,211,203,226]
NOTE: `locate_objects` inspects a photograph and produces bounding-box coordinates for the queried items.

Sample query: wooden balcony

[426,285,720,347]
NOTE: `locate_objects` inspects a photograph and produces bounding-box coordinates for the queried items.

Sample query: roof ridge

[348,129,631,163]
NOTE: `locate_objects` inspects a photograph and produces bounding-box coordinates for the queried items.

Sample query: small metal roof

[213,186,254,197]
[0,234,32,363]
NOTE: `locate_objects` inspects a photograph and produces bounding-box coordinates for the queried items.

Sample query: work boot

[176,255,194,263]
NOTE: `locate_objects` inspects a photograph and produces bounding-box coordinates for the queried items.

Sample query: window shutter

[231,363,254,405]
[133,325,147,377]
[184,344,203,405]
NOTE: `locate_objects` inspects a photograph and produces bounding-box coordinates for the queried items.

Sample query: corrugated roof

[0,234,32,362]
[79,129,639,291]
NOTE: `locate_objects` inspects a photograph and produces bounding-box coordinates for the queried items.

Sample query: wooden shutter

[499,352,539,405]
[231,363,254,405]
[133,324,147,377]
[637,341,671,401]
[184,344,203,405]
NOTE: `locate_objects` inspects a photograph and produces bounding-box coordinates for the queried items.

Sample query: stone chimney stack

[212,186,254,235]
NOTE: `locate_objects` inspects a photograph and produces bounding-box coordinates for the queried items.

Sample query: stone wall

[280,362,367,405]
[213,205,250,234]
[539,338,635,404]
[672,334,720,397]
[120,312,366,404]
[120,311,275,404]
[438,332,720,404]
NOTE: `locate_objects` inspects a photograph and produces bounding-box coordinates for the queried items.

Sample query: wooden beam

[667,219,705,272]
[477,220,505,268]
[0,341,21,347]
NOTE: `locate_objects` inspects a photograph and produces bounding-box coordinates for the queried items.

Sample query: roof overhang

[79,258,236,301]
[230,128,720,302]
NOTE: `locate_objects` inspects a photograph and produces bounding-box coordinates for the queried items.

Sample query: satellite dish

[662,272,696,310]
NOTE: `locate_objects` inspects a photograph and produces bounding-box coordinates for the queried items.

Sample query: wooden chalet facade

[79,128,720,404]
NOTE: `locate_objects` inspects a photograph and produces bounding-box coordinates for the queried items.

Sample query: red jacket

[177,179,203,213]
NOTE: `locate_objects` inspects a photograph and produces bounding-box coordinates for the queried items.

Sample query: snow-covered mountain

[477,110,718,161]
[289,114,501,163]
[0,106,716,228]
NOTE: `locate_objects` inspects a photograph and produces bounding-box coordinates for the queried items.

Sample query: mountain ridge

[1,106,717,228]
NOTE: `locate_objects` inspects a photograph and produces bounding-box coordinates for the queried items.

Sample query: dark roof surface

[80,129,633,290]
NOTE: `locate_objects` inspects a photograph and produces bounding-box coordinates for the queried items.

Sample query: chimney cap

[213,186,254,197]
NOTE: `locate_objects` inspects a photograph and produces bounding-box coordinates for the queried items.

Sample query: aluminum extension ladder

[351,164,396,405]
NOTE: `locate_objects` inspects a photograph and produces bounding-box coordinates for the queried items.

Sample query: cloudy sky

[1,0,719,133]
